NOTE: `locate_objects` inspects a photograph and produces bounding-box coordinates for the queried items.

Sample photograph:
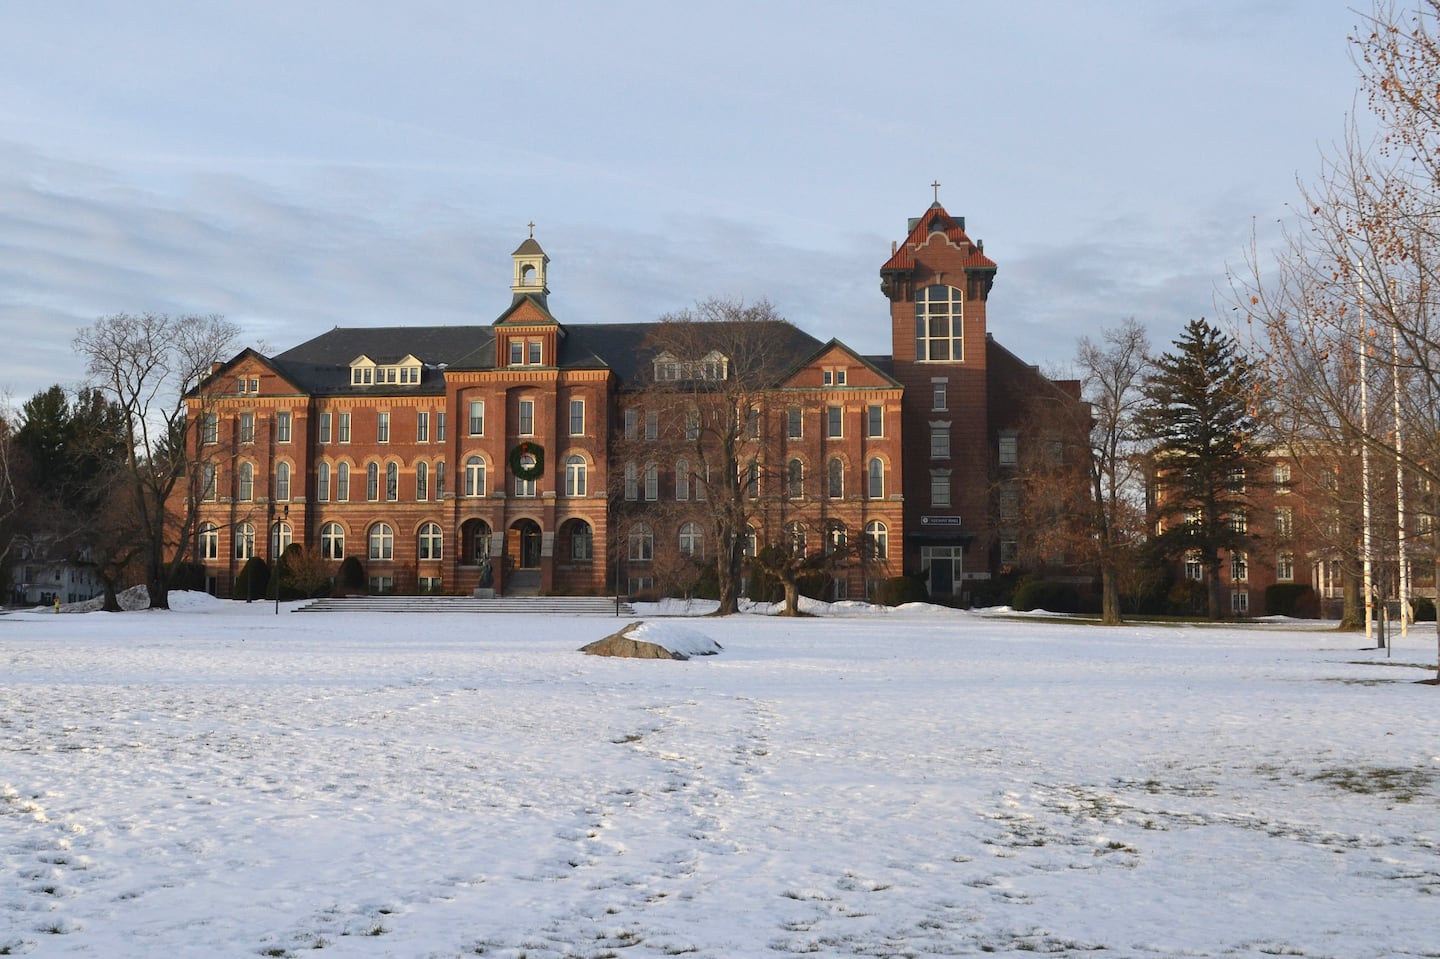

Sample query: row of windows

[202,518,599,565]
[1183,550,1295,583]
[202,411,293,446]
[619,457,888,502]
[350,364,422,386]
[624,521,890,563]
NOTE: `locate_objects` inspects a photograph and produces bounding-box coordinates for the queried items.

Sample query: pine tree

[1137,319,1265,619]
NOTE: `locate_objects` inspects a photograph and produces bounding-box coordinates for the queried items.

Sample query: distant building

[183,201,1086,602]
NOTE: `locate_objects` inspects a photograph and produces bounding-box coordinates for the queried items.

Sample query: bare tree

[1075,320,1152,623]
[615,298,802,615]
[73,313,240,610]
[1233,1,1440,668]
[0,403,24,595]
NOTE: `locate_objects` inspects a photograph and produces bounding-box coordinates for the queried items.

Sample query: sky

[0,1,1369,405]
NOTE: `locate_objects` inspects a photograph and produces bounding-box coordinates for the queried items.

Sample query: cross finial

[527,221,535,238]
[931,180,941,203]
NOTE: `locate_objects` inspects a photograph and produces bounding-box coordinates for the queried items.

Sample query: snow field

[2,598,1438,957]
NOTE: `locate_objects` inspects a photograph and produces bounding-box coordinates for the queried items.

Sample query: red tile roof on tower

[880,202,998,273]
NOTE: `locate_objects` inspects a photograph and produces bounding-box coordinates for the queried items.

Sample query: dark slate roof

[265,319,831,396]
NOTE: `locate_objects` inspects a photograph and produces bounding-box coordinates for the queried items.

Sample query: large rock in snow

[580,621,722,661]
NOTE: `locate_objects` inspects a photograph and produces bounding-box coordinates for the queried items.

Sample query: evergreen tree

[1137,319,1266,619]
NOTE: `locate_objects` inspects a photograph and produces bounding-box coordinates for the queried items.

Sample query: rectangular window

[377,412,390,444]
[509,340,524,365]
[469,401,485,436]
[823,369,833,386]
[240,412,255,444]
[569,399,585,436]
[644,464,658,501]
[417,412,430,443]
[249,377,259,393]
[276,412,292,444]
[835,369,846,385]
[867,405,883,438]
[437,412,447,441]
[998,433,1018,467]
[685,410,700,442]
[787,407,803,440]
[201,463,217,500]
[519,400,535,436]
[1231,551,1249,582]
[1185,551,1203,580]
[1273,462,1292,492]
[528,340,542,365]
[201,413,218,445]
[1274,507,1293,538]
[827,406,843,438]
[624,409,638,440]
[645,410,659,442]
[338,413,351,444]
[930,424,951,459]
[1231,590,1250,614]
[319,412,332,444]
[932,380,948,411]
[1277,551,1295,582]
[515,476,536,497]
[930,471,951,507]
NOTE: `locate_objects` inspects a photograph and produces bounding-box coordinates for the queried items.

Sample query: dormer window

[654,350,728,382]
[352,367,374,385]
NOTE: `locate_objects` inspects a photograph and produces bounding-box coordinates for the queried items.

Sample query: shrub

[170,562,207,593]
[872,574,928,607]
[1264,583,1316,618]
[233,557,270,601]
[1012,578,1086,614]
[1413,596,1436,622]
[336,556,365,593]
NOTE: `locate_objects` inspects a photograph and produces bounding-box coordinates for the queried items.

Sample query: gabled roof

[493,291,560,327]
[784,337,903,390]
[880,201,997,274]
[193,347,303,397]
[271,326,492,394]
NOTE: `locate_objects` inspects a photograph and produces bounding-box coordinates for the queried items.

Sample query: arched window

[570,521,593,561]
[320,522,345,560]
[234,522,255,560]
[275,462,291,501]
[628,524,654,562]
[416,461,429,501]
[915,283,964,361]
[865,521,888,560]
[565,454,588,497]
[368,523,394,560]
[238,462,254,501]
[868,457,885,499]
[435,461,446,497]
[827,457,844,499]
[317,461,331,501]
[465,455,486,497]
[199,522,218,560]
[366,462,379,501]
[385,462,399,501]
[271,521,292,558]
[336,462,350,502]
[418,522,443,560]
[679,521,703,558]
[787,458,804,499]
[675,458,690,501]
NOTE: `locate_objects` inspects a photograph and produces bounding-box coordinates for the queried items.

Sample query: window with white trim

[915,284,964,361]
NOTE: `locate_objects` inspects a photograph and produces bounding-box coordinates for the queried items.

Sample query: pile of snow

[581,620,722,659]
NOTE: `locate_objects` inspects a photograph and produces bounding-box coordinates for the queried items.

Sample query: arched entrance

[506,519,543,594]
[461,519,494,587]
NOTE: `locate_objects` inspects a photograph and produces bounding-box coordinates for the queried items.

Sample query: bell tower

[511,223,550,301]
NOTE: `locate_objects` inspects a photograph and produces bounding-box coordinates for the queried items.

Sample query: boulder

[580,621,721,661]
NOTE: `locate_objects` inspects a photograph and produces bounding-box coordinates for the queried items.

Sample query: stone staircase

[294,594,635,616]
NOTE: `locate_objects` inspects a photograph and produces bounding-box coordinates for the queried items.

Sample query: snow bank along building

[185,201,1083,601]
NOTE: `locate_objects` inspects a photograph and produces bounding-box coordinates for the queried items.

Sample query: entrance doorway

[506,519,543,595]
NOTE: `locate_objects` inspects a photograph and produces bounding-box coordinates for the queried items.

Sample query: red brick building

[184,201,1085,601]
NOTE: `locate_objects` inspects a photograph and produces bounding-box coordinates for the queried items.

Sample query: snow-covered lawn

[2,595,1437,958]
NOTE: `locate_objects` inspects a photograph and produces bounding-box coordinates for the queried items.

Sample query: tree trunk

[1099,565,1122,625]
[1206,557,1223,620]
[101,579,121,613]
[781,578,800,616]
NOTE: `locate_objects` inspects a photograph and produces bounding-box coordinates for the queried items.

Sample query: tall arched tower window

[915,284,964,362]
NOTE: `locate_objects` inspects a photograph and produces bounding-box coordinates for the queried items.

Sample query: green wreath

[509,441,545,481]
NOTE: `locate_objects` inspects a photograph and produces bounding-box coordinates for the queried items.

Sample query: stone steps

[294,595,635,616]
